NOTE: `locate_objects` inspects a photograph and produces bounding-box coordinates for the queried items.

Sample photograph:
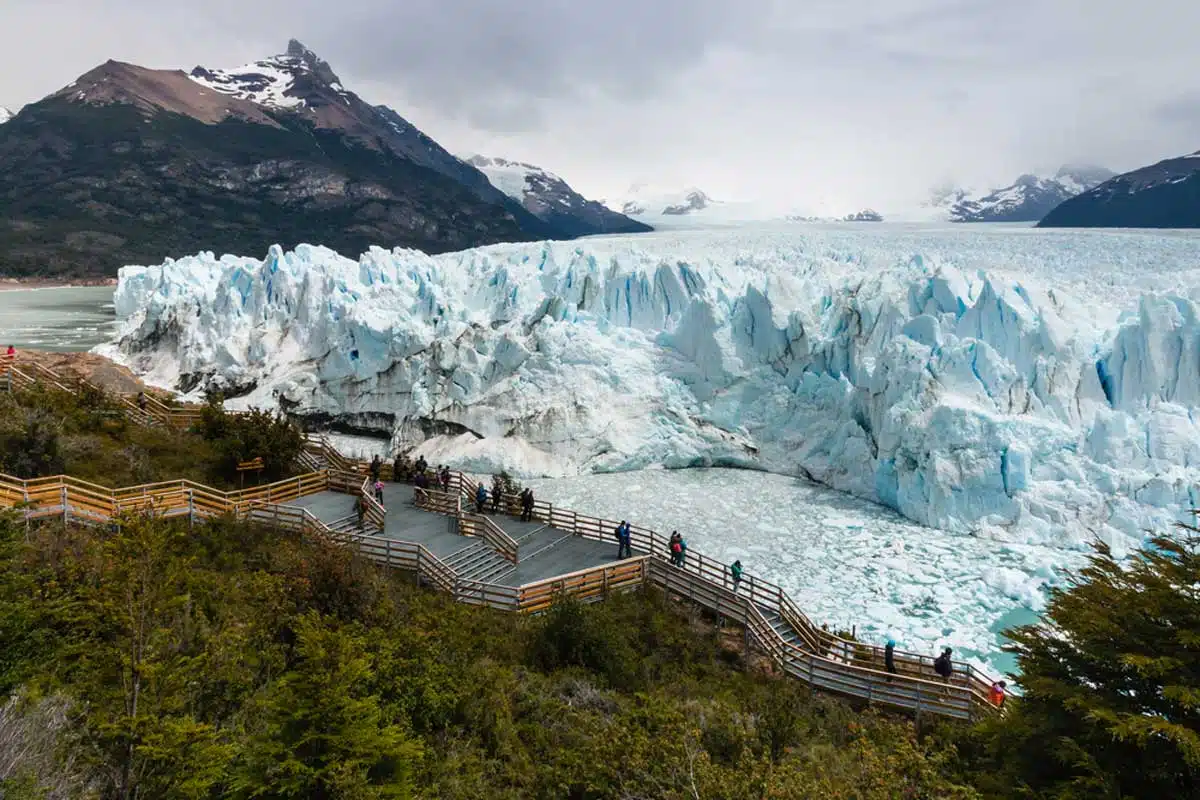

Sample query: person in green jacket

[730,560,743,592]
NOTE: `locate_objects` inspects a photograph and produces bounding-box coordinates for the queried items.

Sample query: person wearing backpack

[668,531,682,566]
[933,647,954,682]
[884,639,897,675]
[615,521,632,559]
[730,560,743,592]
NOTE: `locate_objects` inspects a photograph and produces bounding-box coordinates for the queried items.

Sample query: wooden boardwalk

[290,485,644,587]
[1,354,1007,721]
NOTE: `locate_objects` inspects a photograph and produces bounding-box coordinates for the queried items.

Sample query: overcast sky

[3,0,1199,212]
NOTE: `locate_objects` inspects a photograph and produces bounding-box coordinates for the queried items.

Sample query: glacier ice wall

[102,229,1200,550]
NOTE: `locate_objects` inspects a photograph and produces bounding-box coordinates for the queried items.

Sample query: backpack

[671,542,681,554]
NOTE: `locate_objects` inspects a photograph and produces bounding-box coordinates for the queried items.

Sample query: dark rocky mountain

[1038,153,1200,228]
[948,165,1115,223]
[0,41,562,280]
[465,155,651,237]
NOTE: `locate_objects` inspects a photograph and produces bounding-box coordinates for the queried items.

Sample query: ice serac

[105,232,1200,550]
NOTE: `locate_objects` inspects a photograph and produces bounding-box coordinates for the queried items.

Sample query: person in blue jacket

[475,483,487,513]
[615,521,632,558]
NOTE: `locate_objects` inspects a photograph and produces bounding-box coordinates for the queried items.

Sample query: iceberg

[102,226,1200,552]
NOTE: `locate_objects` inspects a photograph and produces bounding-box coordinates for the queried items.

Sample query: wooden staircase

[442,540,516,583]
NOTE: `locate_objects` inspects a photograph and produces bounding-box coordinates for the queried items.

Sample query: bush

[0,410,64,479]
[198,403,303,483]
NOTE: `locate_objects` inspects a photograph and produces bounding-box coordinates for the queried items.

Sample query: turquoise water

[0,287,116,352]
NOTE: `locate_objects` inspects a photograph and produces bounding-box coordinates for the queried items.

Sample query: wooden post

[61,485,68,525]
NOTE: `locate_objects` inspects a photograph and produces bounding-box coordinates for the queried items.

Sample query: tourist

[475,483,487,513]
[373,480,385,504]
[369,455,382,483]
[136,391,147,411]
[393,454,406,482]
[440,466,451,493]
[354,494,366,529]
[884,639,897,674]
[677,535,688,568]
[933,647,954,682]
[491,481,502,513]
[520,488,535,521]
[730,559,743,592]
[989,680,1007,707]
[615,520,632,559]
[3,344,13,361]
[414,455,428,479]
[668,531,682,566]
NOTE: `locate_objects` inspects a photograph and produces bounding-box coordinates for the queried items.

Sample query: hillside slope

[0,42,558,280]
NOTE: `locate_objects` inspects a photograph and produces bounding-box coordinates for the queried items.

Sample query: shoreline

[0,278,117,292]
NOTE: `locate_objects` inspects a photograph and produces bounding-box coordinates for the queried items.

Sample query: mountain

[0,40,560,280]
[843,209,883,222]
[0,107,12,124]
[946,165,1115,223]
[605,185,714,218]
[1038,152,1200,228]
[465,155,651,236]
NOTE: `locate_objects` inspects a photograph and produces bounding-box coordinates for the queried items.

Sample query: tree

[975,529,1200,798]
[0,410,64,478]
[232,611,422,799]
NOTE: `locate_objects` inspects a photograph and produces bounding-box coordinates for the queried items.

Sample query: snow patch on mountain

[188,39,348,111]
[943,166,1115,223]
[0,107,13,124]
[464,155,564,205]
[103,227,1200,553]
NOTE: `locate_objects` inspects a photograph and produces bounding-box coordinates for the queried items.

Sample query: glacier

[102,224,1200,554]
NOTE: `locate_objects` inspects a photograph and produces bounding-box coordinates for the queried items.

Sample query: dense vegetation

[2,385,1198,798]
[0,512,977,799]
[0,384,301,488]
[960,529,1200,798]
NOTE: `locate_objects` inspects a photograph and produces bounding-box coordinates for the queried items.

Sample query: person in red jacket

[989,680,1007,707]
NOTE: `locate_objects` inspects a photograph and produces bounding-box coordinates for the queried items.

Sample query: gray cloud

[2,0,1199,211]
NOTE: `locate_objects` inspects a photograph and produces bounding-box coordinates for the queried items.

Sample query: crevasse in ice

[101,227,1200,553]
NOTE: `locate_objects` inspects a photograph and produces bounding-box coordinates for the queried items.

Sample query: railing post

[189,489,195,529]
[61,485,68,525]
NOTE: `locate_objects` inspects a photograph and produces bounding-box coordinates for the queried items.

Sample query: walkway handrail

[460,513,519,564]
[0,469,331,521]
[516,555,650,614]
[511,492,999,703]
[358,475,387,530]
[646,558,978,718]
[5,353,206,428]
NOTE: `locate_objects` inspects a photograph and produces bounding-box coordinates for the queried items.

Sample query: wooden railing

[458,513,519,564]
[517,556,650,614]
[357,475,387,530]
[0,470,331,526]
[2,354,205,429]
[646,559,977,719]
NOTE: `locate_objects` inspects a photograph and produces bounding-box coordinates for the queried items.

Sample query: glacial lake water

[0,286,117,351]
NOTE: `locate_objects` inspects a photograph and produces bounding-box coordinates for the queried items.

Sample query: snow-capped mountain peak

[188,39,348,110]
[939,165,1115,223]
[465,154,651,237]
[0,107,13,125]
